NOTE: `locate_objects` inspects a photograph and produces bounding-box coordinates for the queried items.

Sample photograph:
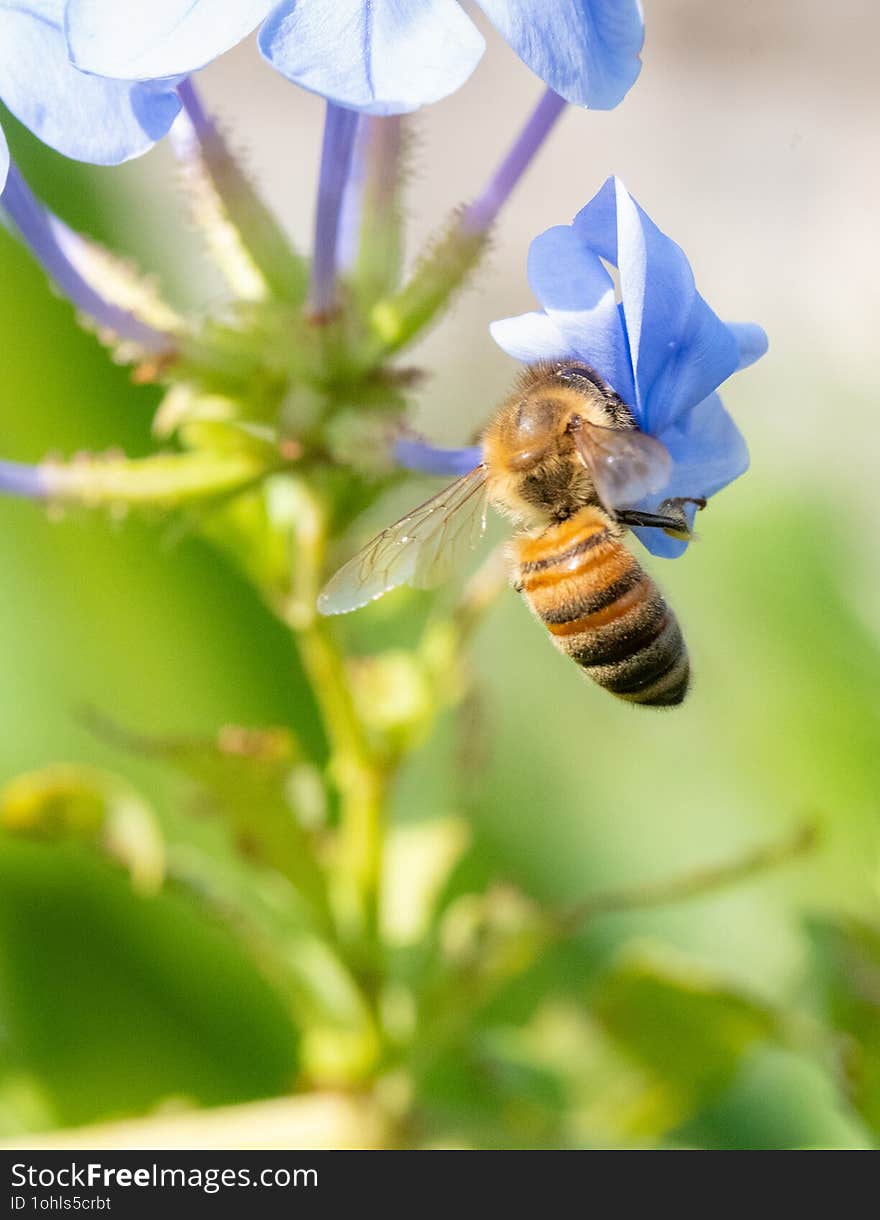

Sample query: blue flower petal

[475,0,643,109]
[632,518,691,559]
[0,4,180,164]
[633,392,749,558]
[0,125,8,192]
[490,179,765,559]
[65,0,275,79]
[259,0,485,115]
[525,223,635,404]
[395,440,483,477]
[659,393,750,500]
[573,178,740,436]
[726,321,769,371]
[489,310,570,364]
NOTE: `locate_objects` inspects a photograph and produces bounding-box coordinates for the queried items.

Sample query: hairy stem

[367,89,566,357]
[367,213,487,356]
[1,163,173,353]
[38,449,277,510]
[174,78,306,301]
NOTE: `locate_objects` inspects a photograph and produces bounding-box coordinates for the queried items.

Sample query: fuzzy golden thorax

[481,362,636,528]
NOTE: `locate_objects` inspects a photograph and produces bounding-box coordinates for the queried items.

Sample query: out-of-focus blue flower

[490,176,767,556]
[1,163,175,352]
[0,1,180,190]
[65,0,645,115]
[394,440,483,478]
[0,459,50,500]
[399,178,767,558]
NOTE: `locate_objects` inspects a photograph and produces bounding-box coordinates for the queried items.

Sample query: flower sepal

[39,444,282,513]
[368,214,488,357]
[173,82,308,304]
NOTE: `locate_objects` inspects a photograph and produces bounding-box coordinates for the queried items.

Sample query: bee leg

[616,499,704,541]
[614,508,686,533]
[656,496,707,540]
[659,496,707,514]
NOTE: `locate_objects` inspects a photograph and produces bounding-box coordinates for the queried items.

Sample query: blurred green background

[0,0,879,1149]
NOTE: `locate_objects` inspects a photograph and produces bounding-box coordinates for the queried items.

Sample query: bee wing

[572,421,672,512]
[318,465,489,616]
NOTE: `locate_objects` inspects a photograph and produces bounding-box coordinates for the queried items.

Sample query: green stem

[407,820,819,1080]
[552,818,819,936]
[281,484,389,960]
[299,623,387,941]
[166,849,376,1054]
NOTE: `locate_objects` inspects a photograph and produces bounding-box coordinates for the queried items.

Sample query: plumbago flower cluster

[0,2,785,1145]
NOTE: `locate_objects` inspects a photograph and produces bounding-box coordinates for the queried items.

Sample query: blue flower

[490,176,767,556]
[1,163,175,352]
[65,0,645,115]
[398,177,767,559]
[0,1,180,190]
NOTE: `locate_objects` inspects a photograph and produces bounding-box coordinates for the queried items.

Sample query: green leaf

[0,764,164,894]
[381,816,470,946]
[0,839,298,1131]
[473,1001,656,1148]
[591,943,782,1129]
[86,716,331,930]
[164,845,380,1087]
[808,916,880,1136]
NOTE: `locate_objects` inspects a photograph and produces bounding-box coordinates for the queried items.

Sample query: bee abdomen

[515,510,689,708]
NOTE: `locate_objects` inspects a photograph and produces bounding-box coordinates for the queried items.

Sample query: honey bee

[319,362,704,707]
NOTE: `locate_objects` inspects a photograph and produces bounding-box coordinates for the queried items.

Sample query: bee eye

[566,413,584,432]
[556,363,604,392]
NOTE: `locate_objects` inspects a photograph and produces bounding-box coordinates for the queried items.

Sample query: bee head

[503,395,561,471]
[553,362,636,431]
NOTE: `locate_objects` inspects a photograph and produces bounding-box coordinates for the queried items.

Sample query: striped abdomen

[514,506,689,707]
